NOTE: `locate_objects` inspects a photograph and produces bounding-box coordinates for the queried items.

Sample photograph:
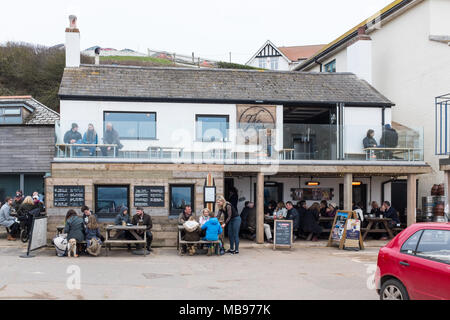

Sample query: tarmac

[0,233,387,300]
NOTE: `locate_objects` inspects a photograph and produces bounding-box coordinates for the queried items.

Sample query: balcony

[54,120,424,164]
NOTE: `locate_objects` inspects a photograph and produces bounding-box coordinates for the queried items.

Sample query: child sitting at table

[199,208,210,226]
[201,211,224,255]
[85,215,102,256]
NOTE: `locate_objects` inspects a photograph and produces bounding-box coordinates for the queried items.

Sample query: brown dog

[67,239,78,257]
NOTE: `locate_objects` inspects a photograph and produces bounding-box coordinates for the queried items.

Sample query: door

[254,182,283,207]
[404,229,450,299]
[339,184,367,212]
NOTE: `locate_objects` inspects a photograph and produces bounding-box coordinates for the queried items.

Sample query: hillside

[0,42,260,112]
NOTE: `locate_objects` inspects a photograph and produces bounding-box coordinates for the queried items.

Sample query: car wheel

[380,279,409,300]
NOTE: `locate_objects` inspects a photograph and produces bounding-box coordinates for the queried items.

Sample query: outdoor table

[363,147,421,161]
[104,225,148,256]
[55,143,117,158]
[362,217,394,240]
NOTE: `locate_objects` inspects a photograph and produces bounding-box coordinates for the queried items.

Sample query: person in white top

[273,201,287,219]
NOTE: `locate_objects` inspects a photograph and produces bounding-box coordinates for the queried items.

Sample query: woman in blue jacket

[82,123,98,156]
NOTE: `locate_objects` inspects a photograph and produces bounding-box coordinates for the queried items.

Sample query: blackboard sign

[20,216,48,258]
[273,220,293,249]
[54,186,85,207]
[134,186,165,207]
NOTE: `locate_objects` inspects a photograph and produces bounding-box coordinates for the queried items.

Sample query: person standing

[304,202,323,242]
[0,197,20,241]
[217,195,241,254]
[102,123,123,157]
[131,207,153,253]
[82,123,98,156]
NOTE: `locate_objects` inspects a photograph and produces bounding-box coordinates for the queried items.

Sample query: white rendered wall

[347,40,373,84]
[429,0,450,35]
[59,100,283,153]
[65,32,80,68]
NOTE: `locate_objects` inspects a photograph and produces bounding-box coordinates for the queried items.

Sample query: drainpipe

[314,59,323,72]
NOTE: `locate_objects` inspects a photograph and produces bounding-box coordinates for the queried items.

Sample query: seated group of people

[57,205,153,257]
[63,122,123,157]
[0,190,45,241]
[240,199,338,243]
[363,125,399,159]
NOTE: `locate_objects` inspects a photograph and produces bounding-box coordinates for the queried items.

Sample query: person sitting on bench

[183,216,201,255]
[0,197,20,241]
[201,210,223,255]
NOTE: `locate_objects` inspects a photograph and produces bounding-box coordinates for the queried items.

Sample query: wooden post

[407,174,417,226]
[344,173,353,211]
[256,172,264,244]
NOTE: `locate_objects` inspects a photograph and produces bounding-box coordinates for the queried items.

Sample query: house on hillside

[0,96,59,202]
[294,0,450,212]
[246,40,325,71]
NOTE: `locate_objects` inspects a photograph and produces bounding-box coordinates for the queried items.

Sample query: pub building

[45,17,431,245]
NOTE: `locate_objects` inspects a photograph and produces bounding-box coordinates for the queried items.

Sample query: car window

[415,230,450,265]
[400,230,423,255]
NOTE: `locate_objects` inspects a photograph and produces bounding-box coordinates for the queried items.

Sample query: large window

[0,107,22,124]
[270,57,279,70]
[324,60,336,73]
[196,115,229,142]
[169,184,194,215]
[258,58,266,69]
[104,112,156,140]
[95,185,129,218]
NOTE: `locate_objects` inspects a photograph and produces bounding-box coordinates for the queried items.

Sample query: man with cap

[131,207,153,253]
[12,190,24,212]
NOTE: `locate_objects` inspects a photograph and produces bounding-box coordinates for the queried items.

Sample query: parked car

[375,223,450,300]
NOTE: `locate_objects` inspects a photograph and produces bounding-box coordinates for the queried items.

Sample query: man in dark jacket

[132,207,153,252]
[12,190,24,212]
[64,123,82,144]
[239,201,251,236]
[178,205,196,225]
[101,123,123,157]
[285,201,300,240]
[380,201,400,240]
[380,124,398,159]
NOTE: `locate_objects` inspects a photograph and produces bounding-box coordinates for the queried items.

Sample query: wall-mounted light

[306,181,320,186]
[352,181,362,186]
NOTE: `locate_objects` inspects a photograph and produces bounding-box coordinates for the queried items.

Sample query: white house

[295,0,450,209]
[246,40,325,71]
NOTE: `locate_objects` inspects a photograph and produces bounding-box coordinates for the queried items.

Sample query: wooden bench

[104,225,148,256]
[177,227,220,256]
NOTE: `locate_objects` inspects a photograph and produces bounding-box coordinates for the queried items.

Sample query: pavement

[0,233,387,300]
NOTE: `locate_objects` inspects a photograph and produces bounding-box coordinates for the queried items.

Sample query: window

[258,58,266,69]
[170,184,194,215]
[196,115,229,142]
[0,107,22,124]
[95,185,129,218]
[270,57,279,70]
[400,230,423,255]
[415,230,450,264]
[324,60,336,73]
[104,112,156,140]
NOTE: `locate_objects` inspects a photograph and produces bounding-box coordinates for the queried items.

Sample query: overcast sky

[0,0,393,64]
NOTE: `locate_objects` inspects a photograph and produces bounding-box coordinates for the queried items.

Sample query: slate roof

[58,65,394,106]
[0,96,60,125]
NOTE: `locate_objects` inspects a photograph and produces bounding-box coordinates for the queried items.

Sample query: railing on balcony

[54,120,424,163]
[436,93,450,155]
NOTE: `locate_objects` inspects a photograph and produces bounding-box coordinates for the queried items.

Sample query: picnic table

[177,225,220,255]
[55,143,118,158]
[104,225,148,256]
[362,217,395,240]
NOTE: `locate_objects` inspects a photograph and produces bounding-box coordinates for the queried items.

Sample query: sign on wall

[290,188,334,201]
[134,186,165,207]
[236,105,276,145]
[53,186,85,207]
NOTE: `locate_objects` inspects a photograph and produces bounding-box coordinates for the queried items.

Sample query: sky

[0,0,394,64]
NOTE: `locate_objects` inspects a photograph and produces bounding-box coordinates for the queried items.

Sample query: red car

[375,223,450,300]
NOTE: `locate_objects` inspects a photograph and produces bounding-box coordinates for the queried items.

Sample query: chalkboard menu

[53,186,85,207]
[134,186,165,207]
[274,220,293,249]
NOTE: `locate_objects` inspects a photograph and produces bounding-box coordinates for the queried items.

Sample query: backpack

[86,238,102,256]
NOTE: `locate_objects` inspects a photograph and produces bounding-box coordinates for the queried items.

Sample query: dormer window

[0,107,22,124]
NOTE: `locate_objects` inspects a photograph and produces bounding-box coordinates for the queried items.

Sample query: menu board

[344,219,361,250]
[274,220,293,249]
[134,186,165,207]
[331,211,349,241]
[53,186,85,207]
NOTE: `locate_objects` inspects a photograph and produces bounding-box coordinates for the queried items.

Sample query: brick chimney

[65,15,80,68]
[346,26,372,84]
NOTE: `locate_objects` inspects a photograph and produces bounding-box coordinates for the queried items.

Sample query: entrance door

[254,182,283,207]
[339,184,367,212]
